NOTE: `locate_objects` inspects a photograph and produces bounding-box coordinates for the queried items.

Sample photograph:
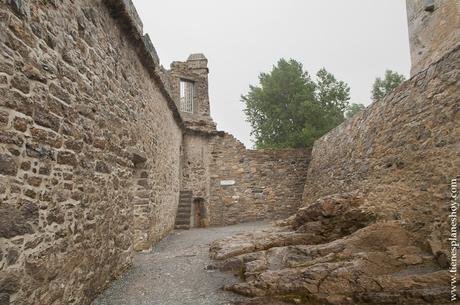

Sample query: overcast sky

[132,0,411,148]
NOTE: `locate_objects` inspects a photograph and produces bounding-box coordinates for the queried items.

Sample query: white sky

[132,0,411,148]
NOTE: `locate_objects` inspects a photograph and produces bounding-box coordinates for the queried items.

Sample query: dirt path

[92,222,268,305]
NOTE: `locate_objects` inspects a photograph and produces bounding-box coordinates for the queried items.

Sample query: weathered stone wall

[168,54,216,132]
[303,46,460,256]
[209,133,311,226]
[180,132,212,223]
[0,0,182,304]
[406,0,460,76]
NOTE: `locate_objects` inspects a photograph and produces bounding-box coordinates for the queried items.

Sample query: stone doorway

[192,198,206,228]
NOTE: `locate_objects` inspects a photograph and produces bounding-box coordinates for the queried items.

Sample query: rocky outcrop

[210,47,460,304]
[211,192,450,304]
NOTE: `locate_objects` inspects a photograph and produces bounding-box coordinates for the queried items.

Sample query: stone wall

[303,46,460,255]
[0,1,182,304]
[209,133,311,226]
[406,0,460,76]
[180,132,212,215]
[168,54,216,132]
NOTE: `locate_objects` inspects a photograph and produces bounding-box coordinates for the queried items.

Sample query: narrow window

[180,80,194,113]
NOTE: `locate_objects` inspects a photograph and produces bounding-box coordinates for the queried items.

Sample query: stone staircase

[174,190,192,229]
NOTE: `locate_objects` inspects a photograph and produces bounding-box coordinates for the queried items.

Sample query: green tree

[242,59,350,149]
[371,70,406,102]
[345,103,365,119]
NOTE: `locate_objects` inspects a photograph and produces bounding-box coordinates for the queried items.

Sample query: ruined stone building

[208,1,460,304]
[0,0,310,304]
[0,0,458,304]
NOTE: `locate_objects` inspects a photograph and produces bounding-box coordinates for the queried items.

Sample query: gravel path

[92,222,269,305]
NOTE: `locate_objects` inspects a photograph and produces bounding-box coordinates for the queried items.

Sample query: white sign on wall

[220,180,235,186]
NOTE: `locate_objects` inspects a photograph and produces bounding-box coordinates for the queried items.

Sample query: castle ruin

[0,0,458,304]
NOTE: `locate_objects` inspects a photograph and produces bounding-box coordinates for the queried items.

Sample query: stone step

[176,190,193,230]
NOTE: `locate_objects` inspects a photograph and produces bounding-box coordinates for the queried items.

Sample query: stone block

[25,143,55,160]
[0,131,23,146]
[27,176,42,187]
[30,127,62,148]
[33,106,61,132]
[0,293,9,305]
[57,151,77,166]
[128,148,147,165]
[95,161,110,173]
[64,139,84,153]
[9,0,30,17]
[0,111,9,126]
[20,161,30,171]
[12,116,28,132]
[49,83,71,104]
[11,74,29,94]
[0,154,17,176]
[0,206,35,238]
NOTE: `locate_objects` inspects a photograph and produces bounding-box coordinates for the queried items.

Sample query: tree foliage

[242,59,350,149]
[371,70,406,102]
[345,103,365,119]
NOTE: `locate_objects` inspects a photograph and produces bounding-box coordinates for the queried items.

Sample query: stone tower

[406,0,460,76]
[168,54,216,132]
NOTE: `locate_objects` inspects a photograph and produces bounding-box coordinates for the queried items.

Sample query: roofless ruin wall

[208,133,311,226]
[0,1,312,304]
[0,0,182,304]
[303,46,460,261]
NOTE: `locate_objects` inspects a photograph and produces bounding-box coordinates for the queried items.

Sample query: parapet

[104,0,185,129]
[186,53,208,70]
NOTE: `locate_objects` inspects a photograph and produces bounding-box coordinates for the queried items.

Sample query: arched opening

[192,198,206,228]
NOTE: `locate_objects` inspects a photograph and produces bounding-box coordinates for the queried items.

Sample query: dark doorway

[192,198,206,228]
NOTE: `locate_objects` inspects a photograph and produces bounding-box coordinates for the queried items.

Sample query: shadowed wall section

[0,0,182,304]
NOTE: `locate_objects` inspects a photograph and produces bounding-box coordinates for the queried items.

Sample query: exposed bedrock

[210,192,375,261]
[210,192,451,305]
